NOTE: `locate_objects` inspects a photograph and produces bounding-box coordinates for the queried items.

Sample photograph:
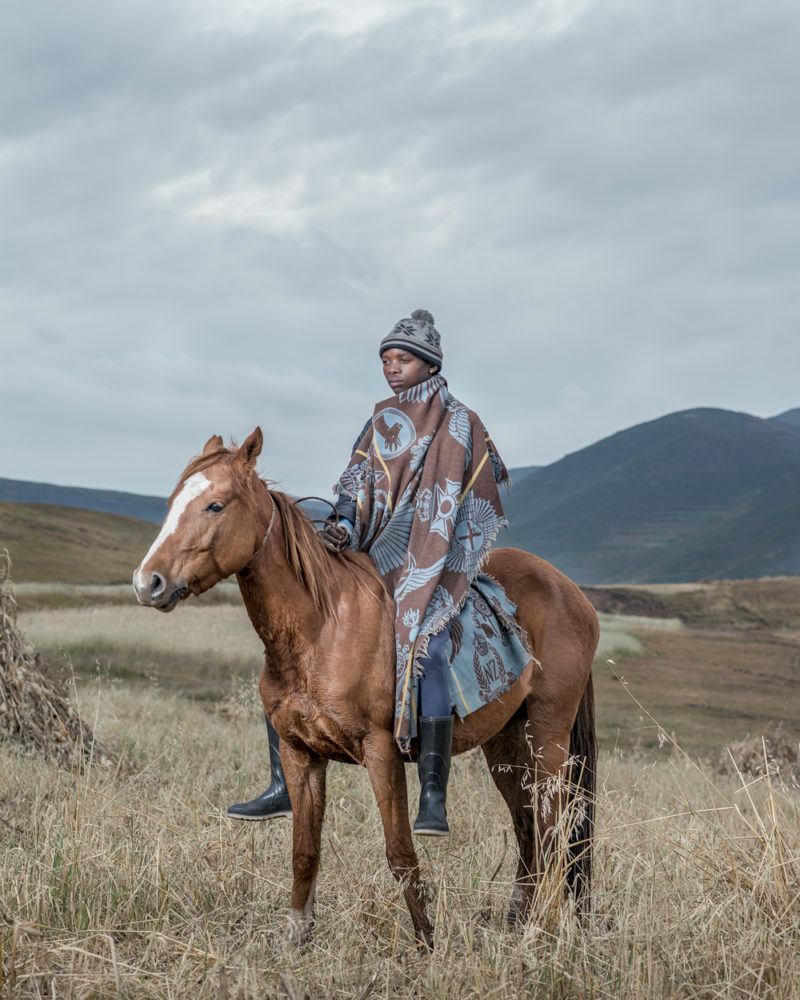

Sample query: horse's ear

[202,434,223,454]
[239,427,263,471]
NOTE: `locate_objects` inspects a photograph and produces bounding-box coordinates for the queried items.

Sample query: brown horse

[133,428,599,947]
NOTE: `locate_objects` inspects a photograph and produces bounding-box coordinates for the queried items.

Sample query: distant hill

[0,477,167,524]
[0,502,158,583]
[508,465,541,485]
[0,484,329,583]
[772,407,800,430]
[0,477,332,527]
[4,406,800,584]
[502,408,800,584]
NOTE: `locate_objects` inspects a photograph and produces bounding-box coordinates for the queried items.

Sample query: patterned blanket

[436,574,533,723]
[336,374,533,747]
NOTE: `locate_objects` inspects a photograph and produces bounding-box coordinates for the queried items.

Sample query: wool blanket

[335,374,532,748]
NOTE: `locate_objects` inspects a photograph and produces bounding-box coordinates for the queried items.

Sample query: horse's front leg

[363,732,434,949]
[280,744,328,943]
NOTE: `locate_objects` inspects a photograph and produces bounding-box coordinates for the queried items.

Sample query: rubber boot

[227,714,292,820]
[412,715,454,836]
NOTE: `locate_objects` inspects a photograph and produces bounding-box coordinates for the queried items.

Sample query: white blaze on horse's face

[132,472,212,608]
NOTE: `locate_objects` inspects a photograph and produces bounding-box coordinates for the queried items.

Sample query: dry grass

[587,576,800,632]
[13,582,243,611]
[1,679,798,999]
[2,582,799,997]
[595,611,684,662]
[595,627,800,754]
[14,597,664,701]
[0,557,116,771]
[720,726,800,783]
[17,604,262,668]
[16,599,263,698]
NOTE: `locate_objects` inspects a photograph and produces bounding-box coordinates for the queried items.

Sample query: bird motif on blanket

[394,553,446,602]
[374,413,403,452]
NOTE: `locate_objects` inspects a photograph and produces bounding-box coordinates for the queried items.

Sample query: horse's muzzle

[132,570,188,612]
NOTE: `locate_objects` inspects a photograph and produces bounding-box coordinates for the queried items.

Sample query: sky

[2,0,799,500]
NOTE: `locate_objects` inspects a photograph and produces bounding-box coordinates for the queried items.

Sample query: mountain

[772,408,800,430]
[0,477,333,527]
[501,408,800,584]
[4,406,800,584]
[0,476,334,583]
[0,477,167,524]
[508,465,541,485]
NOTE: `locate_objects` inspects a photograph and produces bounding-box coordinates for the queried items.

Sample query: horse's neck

[235,499,322,656]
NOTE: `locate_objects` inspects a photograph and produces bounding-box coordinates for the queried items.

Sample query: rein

[294,495,339,526]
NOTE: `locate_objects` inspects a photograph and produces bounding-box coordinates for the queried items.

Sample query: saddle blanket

[405,573,534,740]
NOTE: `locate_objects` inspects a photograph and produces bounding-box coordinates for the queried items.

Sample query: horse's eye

[206,502,224,513]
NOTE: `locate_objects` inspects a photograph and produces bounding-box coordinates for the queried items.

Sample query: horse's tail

[566,671,596,912]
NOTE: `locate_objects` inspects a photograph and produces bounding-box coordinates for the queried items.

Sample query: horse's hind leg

[481,713,538,925]
[280,745,329,943]
[364,732,433,949]
[520,697,587,922]
[564,675,596,915]
[483,710,583,926]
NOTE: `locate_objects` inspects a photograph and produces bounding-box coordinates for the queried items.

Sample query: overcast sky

[2,0,799,500]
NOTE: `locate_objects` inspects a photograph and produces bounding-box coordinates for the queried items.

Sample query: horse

[132,428,599,948]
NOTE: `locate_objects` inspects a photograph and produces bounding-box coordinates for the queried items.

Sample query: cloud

[2,0,799,497]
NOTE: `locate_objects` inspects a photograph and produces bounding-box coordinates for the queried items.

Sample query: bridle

[244,492,277,570]
[243,492,338,571]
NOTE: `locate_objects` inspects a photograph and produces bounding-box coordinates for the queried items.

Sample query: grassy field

[3,578,800,997]
[15,580,800,753]
[588,577,800,754]
[17,587,261,699]
[1,681,798,999]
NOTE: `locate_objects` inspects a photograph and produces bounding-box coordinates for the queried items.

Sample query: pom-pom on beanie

[378,309,443,369]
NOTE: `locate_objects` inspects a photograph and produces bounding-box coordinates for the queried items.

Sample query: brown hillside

[594,627,800,752]
[583,576,800,632]
[586,576,800,752]
[0,501,157,583]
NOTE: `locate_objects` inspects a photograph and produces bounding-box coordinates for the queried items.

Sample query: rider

[227,309,509,835]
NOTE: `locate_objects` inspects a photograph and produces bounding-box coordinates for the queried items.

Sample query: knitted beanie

[378,309,443,368]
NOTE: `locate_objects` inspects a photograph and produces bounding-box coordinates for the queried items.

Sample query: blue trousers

[417,622,452,717]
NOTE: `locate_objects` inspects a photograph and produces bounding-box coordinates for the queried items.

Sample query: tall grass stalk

[1,680,798,999]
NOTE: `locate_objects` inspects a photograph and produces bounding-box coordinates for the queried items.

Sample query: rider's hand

[320,522,352,552]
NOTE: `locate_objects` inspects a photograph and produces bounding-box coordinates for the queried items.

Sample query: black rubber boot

[227,714,292,821]
[412,715,454,837]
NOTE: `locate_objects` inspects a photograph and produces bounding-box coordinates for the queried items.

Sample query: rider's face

[381,349,437,395]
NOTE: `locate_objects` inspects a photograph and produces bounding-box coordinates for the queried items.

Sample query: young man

[228,309,515,835]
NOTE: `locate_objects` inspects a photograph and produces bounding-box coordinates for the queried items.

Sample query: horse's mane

[171,444,353,621]
[268,490,343,621]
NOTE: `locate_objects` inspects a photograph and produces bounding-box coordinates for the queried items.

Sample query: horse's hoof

[284,913,314,945]
[415,929,434,952]
[506,882,534,928]
[411,914,435,952]
[506,902,531,929]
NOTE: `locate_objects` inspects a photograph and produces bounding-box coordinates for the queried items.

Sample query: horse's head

[133,427,267,611]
